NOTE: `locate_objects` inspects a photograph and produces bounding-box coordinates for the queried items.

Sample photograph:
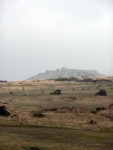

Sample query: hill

[27,67,105,80]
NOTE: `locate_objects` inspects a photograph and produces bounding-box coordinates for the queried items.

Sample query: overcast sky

[0,0,113,81]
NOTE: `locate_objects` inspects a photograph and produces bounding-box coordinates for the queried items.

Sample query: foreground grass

[0,125,113,150]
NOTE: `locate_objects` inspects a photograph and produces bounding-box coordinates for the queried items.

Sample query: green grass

[99,127,113,133]
[0,125,113,150]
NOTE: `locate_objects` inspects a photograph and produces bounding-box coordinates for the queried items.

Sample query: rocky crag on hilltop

[27,67,104,80]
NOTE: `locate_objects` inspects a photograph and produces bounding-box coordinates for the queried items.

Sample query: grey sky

[0,0,113,81]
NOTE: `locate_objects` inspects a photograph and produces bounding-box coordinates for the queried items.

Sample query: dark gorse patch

[0,106,10,117]
[50,89,61,94]
[95,89,107,96]
[33,111,45,118]
[30,147,44,150]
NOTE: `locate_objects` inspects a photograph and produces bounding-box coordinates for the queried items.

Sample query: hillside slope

[27,67,104,80]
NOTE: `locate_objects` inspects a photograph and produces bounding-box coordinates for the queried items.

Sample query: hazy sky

[0,0,113,81]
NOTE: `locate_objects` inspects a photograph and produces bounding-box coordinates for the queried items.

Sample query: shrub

[88,120,97,125]
[10,92,14,95]
[33,111,45,118]
[30,147,40,150]
[29,147,46,150]
[50,89,61,94]
[0,106,10,117]
[90,110,97,114]
[95,89,107,96]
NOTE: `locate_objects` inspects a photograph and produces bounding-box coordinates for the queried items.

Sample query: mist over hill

[27,67,104,80]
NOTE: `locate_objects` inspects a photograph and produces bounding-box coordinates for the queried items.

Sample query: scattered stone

[41,89,45,94]
[96,86,99,90]
[24,90,28,96]
[40,87,43,91]
[82,87,84,90]
[89,87,92,90]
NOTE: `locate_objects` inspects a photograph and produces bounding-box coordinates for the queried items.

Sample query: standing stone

[24,90,28,96]
[62,86,65,91]
[41,89,45,94]
[82,87,84,90]
[23,87,24,91]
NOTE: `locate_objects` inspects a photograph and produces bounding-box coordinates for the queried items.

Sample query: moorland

[0,76,113,150]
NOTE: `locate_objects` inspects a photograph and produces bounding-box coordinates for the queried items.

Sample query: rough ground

[0,77,113,150]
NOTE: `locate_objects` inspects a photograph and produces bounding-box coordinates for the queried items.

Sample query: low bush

[50,89,61,94]
[29,147,45,150]
[88,120,97,125]
[33,111,45,118]
[0,106,10,117]
[95,89,107,96]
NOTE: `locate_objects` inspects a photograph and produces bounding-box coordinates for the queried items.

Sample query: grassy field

[0,78,113,150]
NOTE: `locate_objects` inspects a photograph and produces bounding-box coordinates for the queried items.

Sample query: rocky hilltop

[27,67,104,80]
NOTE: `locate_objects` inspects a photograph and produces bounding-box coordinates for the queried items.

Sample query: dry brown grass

[0,78,113,129]
[0,78,113,149]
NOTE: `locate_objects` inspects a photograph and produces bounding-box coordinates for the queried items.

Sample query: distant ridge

[27,67,105,80]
